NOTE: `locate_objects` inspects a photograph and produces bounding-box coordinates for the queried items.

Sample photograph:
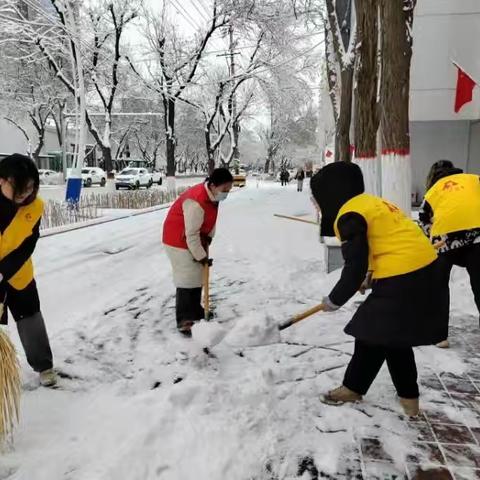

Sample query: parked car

[150,169,163,185]
[39,169,63,185]
[115,168,153,190]
[81,167,107,187]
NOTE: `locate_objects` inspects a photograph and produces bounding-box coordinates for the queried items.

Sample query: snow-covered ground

[2,180,479,479]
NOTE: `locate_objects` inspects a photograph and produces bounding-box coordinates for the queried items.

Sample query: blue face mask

[214,191,229,202]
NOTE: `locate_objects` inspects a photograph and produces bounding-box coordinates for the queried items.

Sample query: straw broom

[0,303,21,444]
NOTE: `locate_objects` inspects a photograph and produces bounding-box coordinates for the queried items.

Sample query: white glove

[322,296,340,312]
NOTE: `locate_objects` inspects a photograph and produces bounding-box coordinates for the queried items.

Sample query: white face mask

[214,191,229,202]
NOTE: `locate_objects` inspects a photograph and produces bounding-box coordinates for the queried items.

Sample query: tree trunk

[354,0,379,193]
[324,21,339,126]
[264,156,270,174]
[165,98,176,177]
[379,0,416,213]
[102,147,113,172]
[32,139,43,163]
[336,66,354,162]
[204,126,216,174]
[326,0,354,163]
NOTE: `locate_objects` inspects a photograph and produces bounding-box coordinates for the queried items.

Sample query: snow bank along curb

[40,203,173,238]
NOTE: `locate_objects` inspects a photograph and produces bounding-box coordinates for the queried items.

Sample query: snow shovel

[274,214,319,226]
[203,263,211,321]
[278,303,326,331]
[0,301,21,444]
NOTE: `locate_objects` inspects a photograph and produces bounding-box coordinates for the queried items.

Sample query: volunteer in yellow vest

[0,154,56,387]
[419,160,480,348]
[310,162,447,416]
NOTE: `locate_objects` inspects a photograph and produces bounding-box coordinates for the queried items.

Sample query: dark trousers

[343,340,419,399]
[1,280,53,372]
[17,312,53,372]
[438,243,480,336]
[176,288,204,327]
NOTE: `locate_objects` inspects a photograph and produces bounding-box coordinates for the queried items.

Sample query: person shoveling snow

[309,161,448,417]
[162,168,234,337]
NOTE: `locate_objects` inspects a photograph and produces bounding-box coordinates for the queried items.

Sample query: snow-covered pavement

[2,181,480,479]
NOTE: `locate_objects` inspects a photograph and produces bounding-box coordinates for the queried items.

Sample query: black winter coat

[311,162,448,348]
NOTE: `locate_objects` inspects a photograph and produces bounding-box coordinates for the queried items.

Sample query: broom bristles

[0,327,21,444]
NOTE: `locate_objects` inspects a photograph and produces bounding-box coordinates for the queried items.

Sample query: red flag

[454,65,477,113]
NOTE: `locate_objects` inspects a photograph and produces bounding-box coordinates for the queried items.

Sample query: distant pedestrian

[162,168,233,336]
[295,168,305,192]
[280,169,289,186]
[0,154,56,387]
[419,160,480,348]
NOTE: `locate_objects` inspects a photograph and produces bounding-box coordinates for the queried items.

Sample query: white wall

[468,121,480,173]
[410,120,470,197]
[0,118,32,155]
[411,0,480,121]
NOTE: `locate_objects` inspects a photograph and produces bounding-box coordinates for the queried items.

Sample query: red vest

[162,183,219,249]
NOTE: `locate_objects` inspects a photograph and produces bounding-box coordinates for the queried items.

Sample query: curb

[40,203,173,238]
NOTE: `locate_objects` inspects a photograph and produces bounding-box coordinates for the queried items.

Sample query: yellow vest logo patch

[442,180,464,192]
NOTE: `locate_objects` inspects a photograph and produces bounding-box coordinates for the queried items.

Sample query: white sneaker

[436,339,450,349]
[39,369,58,387]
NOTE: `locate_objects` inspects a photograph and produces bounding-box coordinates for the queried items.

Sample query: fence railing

[90,188,187,210]
[41,201,99,230]
[41,187,187,231]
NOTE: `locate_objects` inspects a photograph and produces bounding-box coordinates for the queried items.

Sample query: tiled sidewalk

[310,324,480,479]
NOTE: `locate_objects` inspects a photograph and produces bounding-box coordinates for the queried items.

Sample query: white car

[115,168,153,190]
[150,169,163,185]
[82,167,107,187]
[39,169,62,185]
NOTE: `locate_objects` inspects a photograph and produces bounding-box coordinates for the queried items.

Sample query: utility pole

[229,25,241,174]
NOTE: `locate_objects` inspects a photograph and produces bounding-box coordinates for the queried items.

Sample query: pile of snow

[222,312,281,347]
[191,321,227,347]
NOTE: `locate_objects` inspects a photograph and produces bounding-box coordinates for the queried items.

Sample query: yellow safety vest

[334,193,437,279]
[425,173,480,237]
[0,198,43,290]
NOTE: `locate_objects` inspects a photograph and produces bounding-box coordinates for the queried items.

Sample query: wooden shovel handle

[278,303,326,331]
[203,263,210,318]
[273,214,319,226]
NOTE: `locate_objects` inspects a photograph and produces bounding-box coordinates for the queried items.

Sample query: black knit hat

[311,162,365,237]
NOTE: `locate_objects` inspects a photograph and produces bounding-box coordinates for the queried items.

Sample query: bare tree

[0,0,139,172]
[129,1,229,187]
[83,1,140,172]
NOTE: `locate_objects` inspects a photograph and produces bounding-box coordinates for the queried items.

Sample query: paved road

[39,176,206,202]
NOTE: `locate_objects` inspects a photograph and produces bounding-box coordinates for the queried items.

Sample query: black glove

[197,257,213,267]
[201,234,213,247]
